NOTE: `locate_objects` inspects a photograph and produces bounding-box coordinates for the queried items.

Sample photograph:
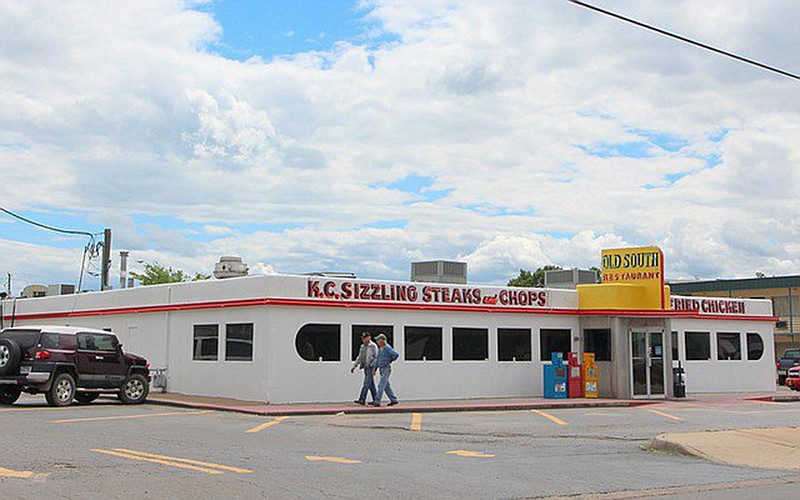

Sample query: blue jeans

[375,365,398,404]
[358,367,377,403]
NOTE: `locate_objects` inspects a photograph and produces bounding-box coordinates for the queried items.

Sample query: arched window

[747,333,764,361]
[296,324,341,361]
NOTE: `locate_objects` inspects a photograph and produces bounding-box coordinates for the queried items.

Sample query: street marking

[113,448,253,473]
[645,408,684,421]
[0,466,34,479]
[531,409,568,425]
[93,449,224,475]
[305,455,361,464]
[53,410,212,423]
[0,406,79,413]
[92,448,252,475]
[246,416,289,433]
[446,450,495,458]
[410,412,422,431]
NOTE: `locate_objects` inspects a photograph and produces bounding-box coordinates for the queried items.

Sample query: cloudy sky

[1,0,799,292]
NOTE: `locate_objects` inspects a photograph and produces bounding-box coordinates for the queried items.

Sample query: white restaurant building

[0,269,776,403]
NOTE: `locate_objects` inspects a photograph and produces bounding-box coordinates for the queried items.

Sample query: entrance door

[631,330,665,398]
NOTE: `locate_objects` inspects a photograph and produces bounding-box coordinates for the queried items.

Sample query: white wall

[672,319,775,393]
[266,306,581,403]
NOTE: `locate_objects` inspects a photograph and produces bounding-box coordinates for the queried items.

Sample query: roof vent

[213,256,249,279]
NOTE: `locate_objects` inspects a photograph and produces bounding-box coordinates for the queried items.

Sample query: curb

[146,398,658,417]
[648,434,711,461]
[745,394,800,403]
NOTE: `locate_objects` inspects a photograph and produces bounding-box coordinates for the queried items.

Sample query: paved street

[2,395,800,499]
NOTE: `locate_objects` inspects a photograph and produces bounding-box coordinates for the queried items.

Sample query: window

[404,326,442,361]
[452,327,488,361]
[747,333,764,361]
[498,328,531,361]
[772,296,800,317]
[671,331,679,361]
[685,332,710,361]
[39,333,78,350]
[193,325,219,361]
[296,324,341,361]
[540,329,571,361]
[351,325,393,361]
[717,332,741,360]
[77,333,117,352]
[226,323,253,361]
[584,329,611,361]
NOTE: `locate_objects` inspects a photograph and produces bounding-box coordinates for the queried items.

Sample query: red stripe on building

[1,297,777,322]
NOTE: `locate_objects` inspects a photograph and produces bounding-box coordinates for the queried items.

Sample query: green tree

[129,261,210,286]
[507,265,563,287]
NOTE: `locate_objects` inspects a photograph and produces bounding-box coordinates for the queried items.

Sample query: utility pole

[101,228,112,291]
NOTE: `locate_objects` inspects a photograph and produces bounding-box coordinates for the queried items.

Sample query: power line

[0,206,104,292]
[566,0,800,82]
[0,206,102,237]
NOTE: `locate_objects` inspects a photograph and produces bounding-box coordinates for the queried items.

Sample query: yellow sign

[600,246,665,309]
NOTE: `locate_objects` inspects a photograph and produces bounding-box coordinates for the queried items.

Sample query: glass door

[631,330,665,398]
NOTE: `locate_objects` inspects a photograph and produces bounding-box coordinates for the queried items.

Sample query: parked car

[0,325,150,407]
[785,366,800,391]
[777,348,800,385]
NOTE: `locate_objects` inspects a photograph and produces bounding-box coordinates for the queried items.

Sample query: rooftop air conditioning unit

[213,256,249,279]
[411,260,467,284]
[47,284,76,296]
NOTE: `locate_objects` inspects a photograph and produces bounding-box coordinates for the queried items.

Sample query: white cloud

[2,0,800,292]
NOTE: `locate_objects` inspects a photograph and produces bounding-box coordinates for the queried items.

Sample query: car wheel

[118,374,149,405]
[779,376,786,386]
[45,373,76,407]
[75,392,100,404]
[0,338,22,376]
[0,385,22,405]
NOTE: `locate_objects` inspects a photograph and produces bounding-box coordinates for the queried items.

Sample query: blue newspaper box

[543,352,568,399]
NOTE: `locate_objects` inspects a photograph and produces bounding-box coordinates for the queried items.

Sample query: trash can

[673,361,686,398]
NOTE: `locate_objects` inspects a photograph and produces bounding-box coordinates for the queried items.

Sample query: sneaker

[388,401,399,406]
[369,402,381,407]
[354,400,366,405]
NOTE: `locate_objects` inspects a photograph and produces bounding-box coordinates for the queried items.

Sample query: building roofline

[669,275,800,294]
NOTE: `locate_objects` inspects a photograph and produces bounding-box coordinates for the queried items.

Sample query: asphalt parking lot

[2,395,800,499]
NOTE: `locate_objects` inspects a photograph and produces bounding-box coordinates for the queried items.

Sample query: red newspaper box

[567,352,583,398]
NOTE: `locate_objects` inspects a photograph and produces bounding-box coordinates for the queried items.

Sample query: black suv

[0,326,150,407]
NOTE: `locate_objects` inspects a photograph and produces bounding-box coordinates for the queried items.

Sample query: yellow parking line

[531,409,568,425]
[246,416,289,433]
[0,466,34,479]
[92,449,225,475]
[410,413,422,431]
[113,448,252,474]
[305,455,361,464]
[446,450,495,458]
[645,408,684,421]
[53,410,212,423]
[0,406,78,413]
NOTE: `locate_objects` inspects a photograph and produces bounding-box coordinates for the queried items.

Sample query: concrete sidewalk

[651,428,800,471]
[146,392,655,416]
